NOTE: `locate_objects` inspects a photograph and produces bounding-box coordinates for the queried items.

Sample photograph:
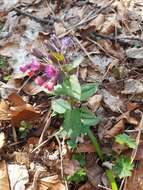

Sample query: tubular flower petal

[34,76,45,86]
[44,81,55,91]
[20,65,30,72]
[30,59,40,71]
[45,65,57,78]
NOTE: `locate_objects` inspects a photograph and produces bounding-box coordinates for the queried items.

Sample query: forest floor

[0,0,143,190]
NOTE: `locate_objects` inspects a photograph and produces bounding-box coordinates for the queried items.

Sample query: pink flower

[20,64,30,72]
[30,59,40,71]
[34,76,45,85]
[44,81,55,91]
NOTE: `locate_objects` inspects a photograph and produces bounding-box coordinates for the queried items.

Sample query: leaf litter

[0,0,143,190]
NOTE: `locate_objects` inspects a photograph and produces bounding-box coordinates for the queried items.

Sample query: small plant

[19,121,31,138]
[72,153,86,167]
[67,168,86,184]
[112,133,136,179]
[115,133,136,149]
[113,156,134,179]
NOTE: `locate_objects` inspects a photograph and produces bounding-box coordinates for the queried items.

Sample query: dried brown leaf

[63,159,80,176]
[0,161,10,190]
[38,175,65,190]
[77,143,95,153]
[0,100,11,120]
[104,119,125,138]
[23,81,50,95]
[0,93,40,127]
[54,23,66,36]
[78,182,94,190]
[127,102,140,111]
[125,161,143,190]
[122,79,143,95]
[102,89,124,113]
[86,162,103,189]
[89,14,105,30]
[88,94,102,112]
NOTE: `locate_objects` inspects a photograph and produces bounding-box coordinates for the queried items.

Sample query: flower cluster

[20,59,59,91]
[20,35,74,91]
[45,34,75,60]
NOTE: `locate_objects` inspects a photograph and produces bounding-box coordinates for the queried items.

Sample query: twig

[73,36,94,64]
[17,77,31,94]
[90,32,143,45]
[12,127,17,143]
[55,134,64,178]
[98,184,112,190]
[38,110,51,145]
[29,170,41,190]
[31,130,60,153]
[131,113,143,162]
[13,7,53,24]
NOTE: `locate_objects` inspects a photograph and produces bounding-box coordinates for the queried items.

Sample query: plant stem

[87,128,118,190]
[106,169,118,190]
[87,128,103,161]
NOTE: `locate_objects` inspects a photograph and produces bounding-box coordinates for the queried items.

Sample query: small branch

[55,134,64,178]
[13,7,53,24]
[90,32,143,46]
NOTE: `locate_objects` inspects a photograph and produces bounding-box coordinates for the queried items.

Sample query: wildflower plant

[19,34,119,190]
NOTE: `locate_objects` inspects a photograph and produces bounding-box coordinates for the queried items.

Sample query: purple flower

[61,37,73,49]
[45,65,57,79]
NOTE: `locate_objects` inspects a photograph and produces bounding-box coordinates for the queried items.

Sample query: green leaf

[115,134,137,149]
[62,108,99,147]
[54,75,81,100]
[69,75,81,100]
[52,98,71,114]
[80,108,100,126]
[81,83,98,101]
[19,121,31,138]
[63,109,83,142]
[63,56,84,72]
[72,153,86,167]
[113,156,134,178]
[67,168,86,184]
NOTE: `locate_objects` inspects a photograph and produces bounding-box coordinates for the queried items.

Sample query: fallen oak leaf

[8,93,40,127]
[0,93,40,127]
[8,92,25,106]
